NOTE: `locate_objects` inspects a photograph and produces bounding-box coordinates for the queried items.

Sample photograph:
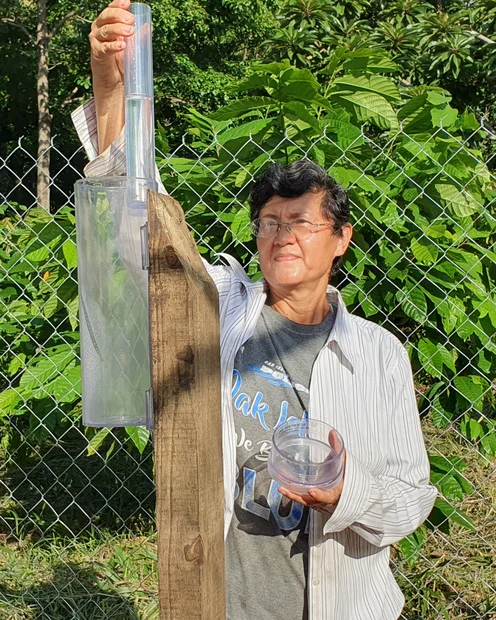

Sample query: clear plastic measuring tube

[125,3,157,208]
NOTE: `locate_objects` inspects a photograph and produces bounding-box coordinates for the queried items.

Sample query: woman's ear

[334,223,353,258]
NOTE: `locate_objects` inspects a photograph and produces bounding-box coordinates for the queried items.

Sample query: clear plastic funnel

[75,176,154,427]
[268,419,345,494]
[125,3,156,207]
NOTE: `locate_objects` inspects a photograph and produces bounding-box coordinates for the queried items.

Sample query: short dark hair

[249,159,350,277]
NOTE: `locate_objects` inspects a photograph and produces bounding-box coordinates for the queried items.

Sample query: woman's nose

[274,224,296,244]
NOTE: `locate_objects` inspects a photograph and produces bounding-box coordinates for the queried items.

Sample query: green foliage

[0,203,152,456]
[0,205,81,452]
[266,0,496,156]
[157,58,496,563]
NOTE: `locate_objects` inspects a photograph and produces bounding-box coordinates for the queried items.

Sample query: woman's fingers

[94,22,134,42]
[95,6,134,27]
[108,0,131,8]
[90,2,135,60]
[278,484,342,508]
[278,487,314,507]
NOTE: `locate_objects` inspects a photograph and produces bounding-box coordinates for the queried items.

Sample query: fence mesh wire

[0,127,495,619]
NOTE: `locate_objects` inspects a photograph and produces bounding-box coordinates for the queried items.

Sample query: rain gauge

[75,3,156,428]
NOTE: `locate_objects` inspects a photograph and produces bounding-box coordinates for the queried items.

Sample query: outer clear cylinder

[74,177,153,428]
[125,3,156,190]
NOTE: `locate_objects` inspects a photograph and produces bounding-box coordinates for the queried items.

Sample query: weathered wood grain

[148,191,225,620]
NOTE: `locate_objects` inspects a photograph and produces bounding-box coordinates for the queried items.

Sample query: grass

[0,422,495,619]
[396,419,496,619]
[0,532,158,619]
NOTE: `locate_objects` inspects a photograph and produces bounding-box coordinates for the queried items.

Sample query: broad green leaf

[0,388,22,416]
[230,208,251,243]
[431,393,453,427]
[358,291,379,317]
[434,498,475,531]
[453,376,487,412]
[435,184,480,217]
[279,80,319,103]
[426,91,451,105]
[397,287,427,323]
[311,146,326,167]
[477,350,492,374]
[431,106,458,128]
[87,427,112,456]
[328,166,361,188]
[283,101,321,132]
[252,60,291,75]
[340,282,360,305]
[430,454,464,473]
[217,118,275,145]
[125,426,150,454]
[437,297,465,334]
[0,286,17,299]
[342,53,399,74]
[334,92,399,131]
[397,526,427,568]
[436,345,456,373]
[24,245,51,262]
[398,94,428,123]
[62,239,78,269]
[480,433,496,456]
[411,237,438,265]
[234,73,278,93]
[210,97,274,121]
[421,223,447,239]
[418,338,443,378]
[7,354,26,376]
[42,365,81,402]
[43,295,59,319]
[19,345,75,394]
[439,475,464,501]
[452,469,474,495]
[331,74,401,102]
[66,295,79,331]
[469,418,484,441]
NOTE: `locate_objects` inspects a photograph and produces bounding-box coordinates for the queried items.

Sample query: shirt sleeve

[70,98,168,195]
[322,342,437,548]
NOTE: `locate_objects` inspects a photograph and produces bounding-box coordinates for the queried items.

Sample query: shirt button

[313,579,320,587]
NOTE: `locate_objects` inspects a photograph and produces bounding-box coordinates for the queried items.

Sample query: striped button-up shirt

[72,100,437,620]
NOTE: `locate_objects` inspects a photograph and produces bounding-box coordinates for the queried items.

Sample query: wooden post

[147,191,226,620]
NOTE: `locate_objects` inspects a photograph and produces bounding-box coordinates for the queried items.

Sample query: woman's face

[256,192,352,293]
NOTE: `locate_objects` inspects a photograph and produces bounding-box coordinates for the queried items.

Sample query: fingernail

[124,13,132,21]
[125,25,134,33]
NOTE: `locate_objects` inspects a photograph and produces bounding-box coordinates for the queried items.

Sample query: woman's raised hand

[90,0,135,152]
[90,0,135,92]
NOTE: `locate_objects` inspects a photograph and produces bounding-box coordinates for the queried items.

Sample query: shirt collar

[324,286,356,373]
[217,253,357,371]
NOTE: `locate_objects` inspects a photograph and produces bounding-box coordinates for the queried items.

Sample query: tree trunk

[36,0,50,211]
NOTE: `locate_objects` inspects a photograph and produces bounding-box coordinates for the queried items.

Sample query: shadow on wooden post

[148,191,226,620]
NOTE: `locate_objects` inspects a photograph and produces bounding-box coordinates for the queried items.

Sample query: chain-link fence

[0,124,495,619]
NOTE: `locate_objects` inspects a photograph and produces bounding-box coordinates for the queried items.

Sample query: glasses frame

[250,217,335,240]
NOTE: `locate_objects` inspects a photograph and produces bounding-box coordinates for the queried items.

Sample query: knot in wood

[184,534,204,566]
[177,345,195,389]
[164,244,181,269]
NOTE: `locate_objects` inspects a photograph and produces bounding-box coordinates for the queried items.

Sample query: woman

[73,3,437,618]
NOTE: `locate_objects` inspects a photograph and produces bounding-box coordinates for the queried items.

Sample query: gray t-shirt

[226,302,336,620]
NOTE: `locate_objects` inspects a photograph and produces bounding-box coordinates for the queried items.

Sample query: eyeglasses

[250,218,334,240]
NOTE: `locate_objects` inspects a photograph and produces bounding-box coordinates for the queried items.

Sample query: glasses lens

[250,219,277,237]
[291,222,313,239]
